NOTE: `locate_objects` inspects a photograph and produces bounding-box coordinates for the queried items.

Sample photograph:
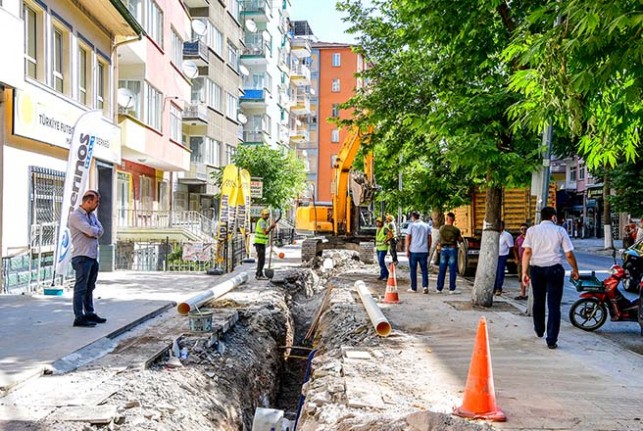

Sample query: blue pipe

[292,348,317,430]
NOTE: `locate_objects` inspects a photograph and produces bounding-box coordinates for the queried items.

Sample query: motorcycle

[568,262,642,335]
[622,239,643,293]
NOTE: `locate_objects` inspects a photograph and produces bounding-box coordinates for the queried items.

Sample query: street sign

[251,178,263,198]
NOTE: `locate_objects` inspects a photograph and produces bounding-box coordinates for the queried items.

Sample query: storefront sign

[250,178,263,199]
[587,186,604,200]
[13,88,121,163]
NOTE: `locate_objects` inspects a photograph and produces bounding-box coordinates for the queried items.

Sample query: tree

[339,0,542,306]
[222,145,307,210]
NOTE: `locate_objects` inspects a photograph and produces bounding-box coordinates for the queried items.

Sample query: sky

[290,0,357,44]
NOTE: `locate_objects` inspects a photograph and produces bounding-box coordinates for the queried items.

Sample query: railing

[116,210,216,240]
[186,162,209,181]
[183,103,208,123]
[241,89,266,100]
[291,63,310,81]
[243,130,266,143]
[183,40,209,62]
[243,34,269,56]
[240,0,271,14]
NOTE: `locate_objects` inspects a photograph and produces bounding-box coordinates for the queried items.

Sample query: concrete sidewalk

[0,269,249,393]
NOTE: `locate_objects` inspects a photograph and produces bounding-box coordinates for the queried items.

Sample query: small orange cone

[382,263,400,304]
[278,252,285,259]
[454,317,506,422]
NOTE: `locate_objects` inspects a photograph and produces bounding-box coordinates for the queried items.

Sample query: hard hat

[386,214,393,221]
[376,217,383,223]
[261,209,270,216]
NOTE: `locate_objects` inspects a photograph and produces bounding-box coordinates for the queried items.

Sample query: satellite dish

[296,119,302,127]
[309,88,316,96]
[245,19,257,33]
[191,20,207,38]
[117,88,136,109]
[239,65,250,77]
[237,113,248,124]
[262,30,270,41]
[181,60,199,79]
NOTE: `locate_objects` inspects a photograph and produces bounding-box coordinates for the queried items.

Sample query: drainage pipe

[355,280,392,337]
[177,272,248,315]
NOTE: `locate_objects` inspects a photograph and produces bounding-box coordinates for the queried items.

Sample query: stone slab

[48,405,117,424]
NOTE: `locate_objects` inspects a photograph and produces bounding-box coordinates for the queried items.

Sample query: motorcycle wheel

[569,298,608,332]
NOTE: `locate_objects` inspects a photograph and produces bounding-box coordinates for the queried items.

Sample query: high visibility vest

[255,219,269,245]
[384,222,397,240]
[376,227,388,251]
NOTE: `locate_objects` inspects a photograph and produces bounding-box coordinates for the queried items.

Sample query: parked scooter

[569,260,642,335]
[622,240,643,293]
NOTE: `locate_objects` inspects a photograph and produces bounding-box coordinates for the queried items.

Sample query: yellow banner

[216,164,239,264]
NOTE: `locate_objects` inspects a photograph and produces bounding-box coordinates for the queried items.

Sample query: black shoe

[547,343,558,349]
[255,275,268,280]
[535,331,544,338]
[85,313,107,324]
[73,317,97,327]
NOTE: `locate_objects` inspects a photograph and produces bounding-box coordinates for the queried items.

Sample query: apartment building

[0,0,142,291]
[308,42,365,204]
[239,0,293,149]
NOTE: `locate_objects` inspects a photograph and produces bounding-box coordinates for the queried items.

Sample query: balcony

[183,40,209,66]
[277,91,290,109]
[240,89,267,108]
[290,63,310,86]
[182,103,208,125]
[182,0,209,7]
[290,95,310,115]
[241,34,270,64]
[278,50,290,72]
[290,38,311,58]
[240,0,271,22]
[243,129,269,145]
[289,129,309,145]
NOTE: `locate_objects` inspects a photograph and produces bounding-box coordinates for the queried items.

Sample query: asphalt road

[562,251,642,354]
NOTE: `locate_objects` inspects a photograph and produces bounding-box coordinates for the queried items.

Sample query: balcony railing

[243,130,267,143]
[186,161,209,181]
[290,38,311,58]
[240,89,266,102]
[240,0,271,20]
[290,129,309,144]
[242,34,270,58]
[183,103,208,124]
[183,40,209,66]
[290,63,311,85]
[116,210,216,240]
[291,95,310,115]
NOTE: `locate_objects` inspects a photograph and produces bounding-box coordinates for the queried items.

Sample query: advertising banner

[54,110,107,277]
[216,165,239,264]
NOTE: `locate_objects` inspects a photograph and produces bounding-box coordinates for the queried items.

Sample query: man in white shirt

[522,207,579,349]
[493,221,517,296]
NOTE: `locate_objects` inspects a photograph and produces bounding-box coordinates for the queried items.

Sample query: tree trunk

[603,170,613,249]
[472,184,502,307]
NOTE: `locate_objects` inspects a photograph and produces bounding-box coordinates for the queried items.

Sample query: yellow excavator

[295,127,379,262]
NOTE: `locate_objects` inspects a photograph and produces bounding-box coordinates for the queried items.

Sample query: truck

[452,186,556,276]
[295,127,378,262]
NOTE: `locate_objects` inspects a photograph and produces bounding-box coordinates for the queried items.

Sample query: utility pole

[535,125,554,224]
[397,153,402,225]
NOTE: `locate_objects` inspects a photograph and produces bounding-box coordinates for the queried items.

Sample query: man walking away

[69,190,105,328]
[384,214,399,265]
[254,208,276,280]
[522,206,579,349]
[436,212,462,294]
[493,221,517,296]
[375,217,390,280]
[405,211,431,293]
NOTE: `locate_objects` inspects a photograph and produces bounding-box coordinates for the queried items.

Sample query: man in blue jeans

[69,190,105,328]
[436,212,462,294]
[405,211,431,293]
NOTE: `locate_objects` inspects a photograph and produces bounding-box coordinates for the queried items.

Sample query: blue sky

[291,0,356,43]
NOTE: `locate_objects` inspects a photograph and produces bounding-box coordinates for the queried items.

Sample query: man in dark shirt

[436,212,462,294]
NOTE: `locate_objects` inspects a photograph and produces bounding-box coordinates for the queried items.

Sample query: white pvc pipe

[355,280,392,337]
[177,272,249,315]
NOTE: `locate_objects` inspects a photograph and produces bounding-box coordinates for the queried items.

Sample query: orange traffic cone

[454,316,506,422]
[382,263,400,304]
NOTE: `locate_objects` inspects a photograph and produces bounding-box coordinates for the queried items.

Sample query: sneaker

[448,290,461,295]
[73,317,97,328]
[255,275,268,280]
[406,288,417,293]
[514,295,528,301]
[547,343,558,350]
[435,289,443,294]
[85,313,107,324]
[494,290,502,296]
[423,287,429,294]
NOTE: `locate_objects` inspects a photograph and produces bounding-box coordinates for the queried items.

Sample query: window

[227,40,238,71]
[209,80,222,111]
[146,0,163,47]
[96,60,109,113]
[226,0,239,20]
[140,175,154,211]
[206,21,223,56]
[331,129,339,143]
[331,154,338,168]
[191,136,220,166]
[213,140,221,166]
[579,163,585,180]
[78,45,91,106]
[331,104,339,117]
[118,80,142,118]
[331,79,340,92]
[226,144,235,164]
[226,92,238,120]
[169,105,182,143]
[332,52,341,67]
[24,3,42,80]
[52,27,64,92]
[171,29,182,66]
[127,0,143,23]
[569,165,577,182]
[145,83,162,130]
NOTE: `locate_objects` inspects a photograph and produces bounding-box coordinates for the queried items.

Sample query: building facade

[1,0,142,292]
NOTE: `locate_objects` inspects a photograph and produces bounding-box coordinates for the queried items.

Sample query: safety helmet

[386,214,393,221]
[376,217,383,223]
[261,209,270,216]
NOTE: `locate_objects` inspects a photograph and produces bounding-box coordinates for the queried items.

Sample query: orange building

[312,43,365,204]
